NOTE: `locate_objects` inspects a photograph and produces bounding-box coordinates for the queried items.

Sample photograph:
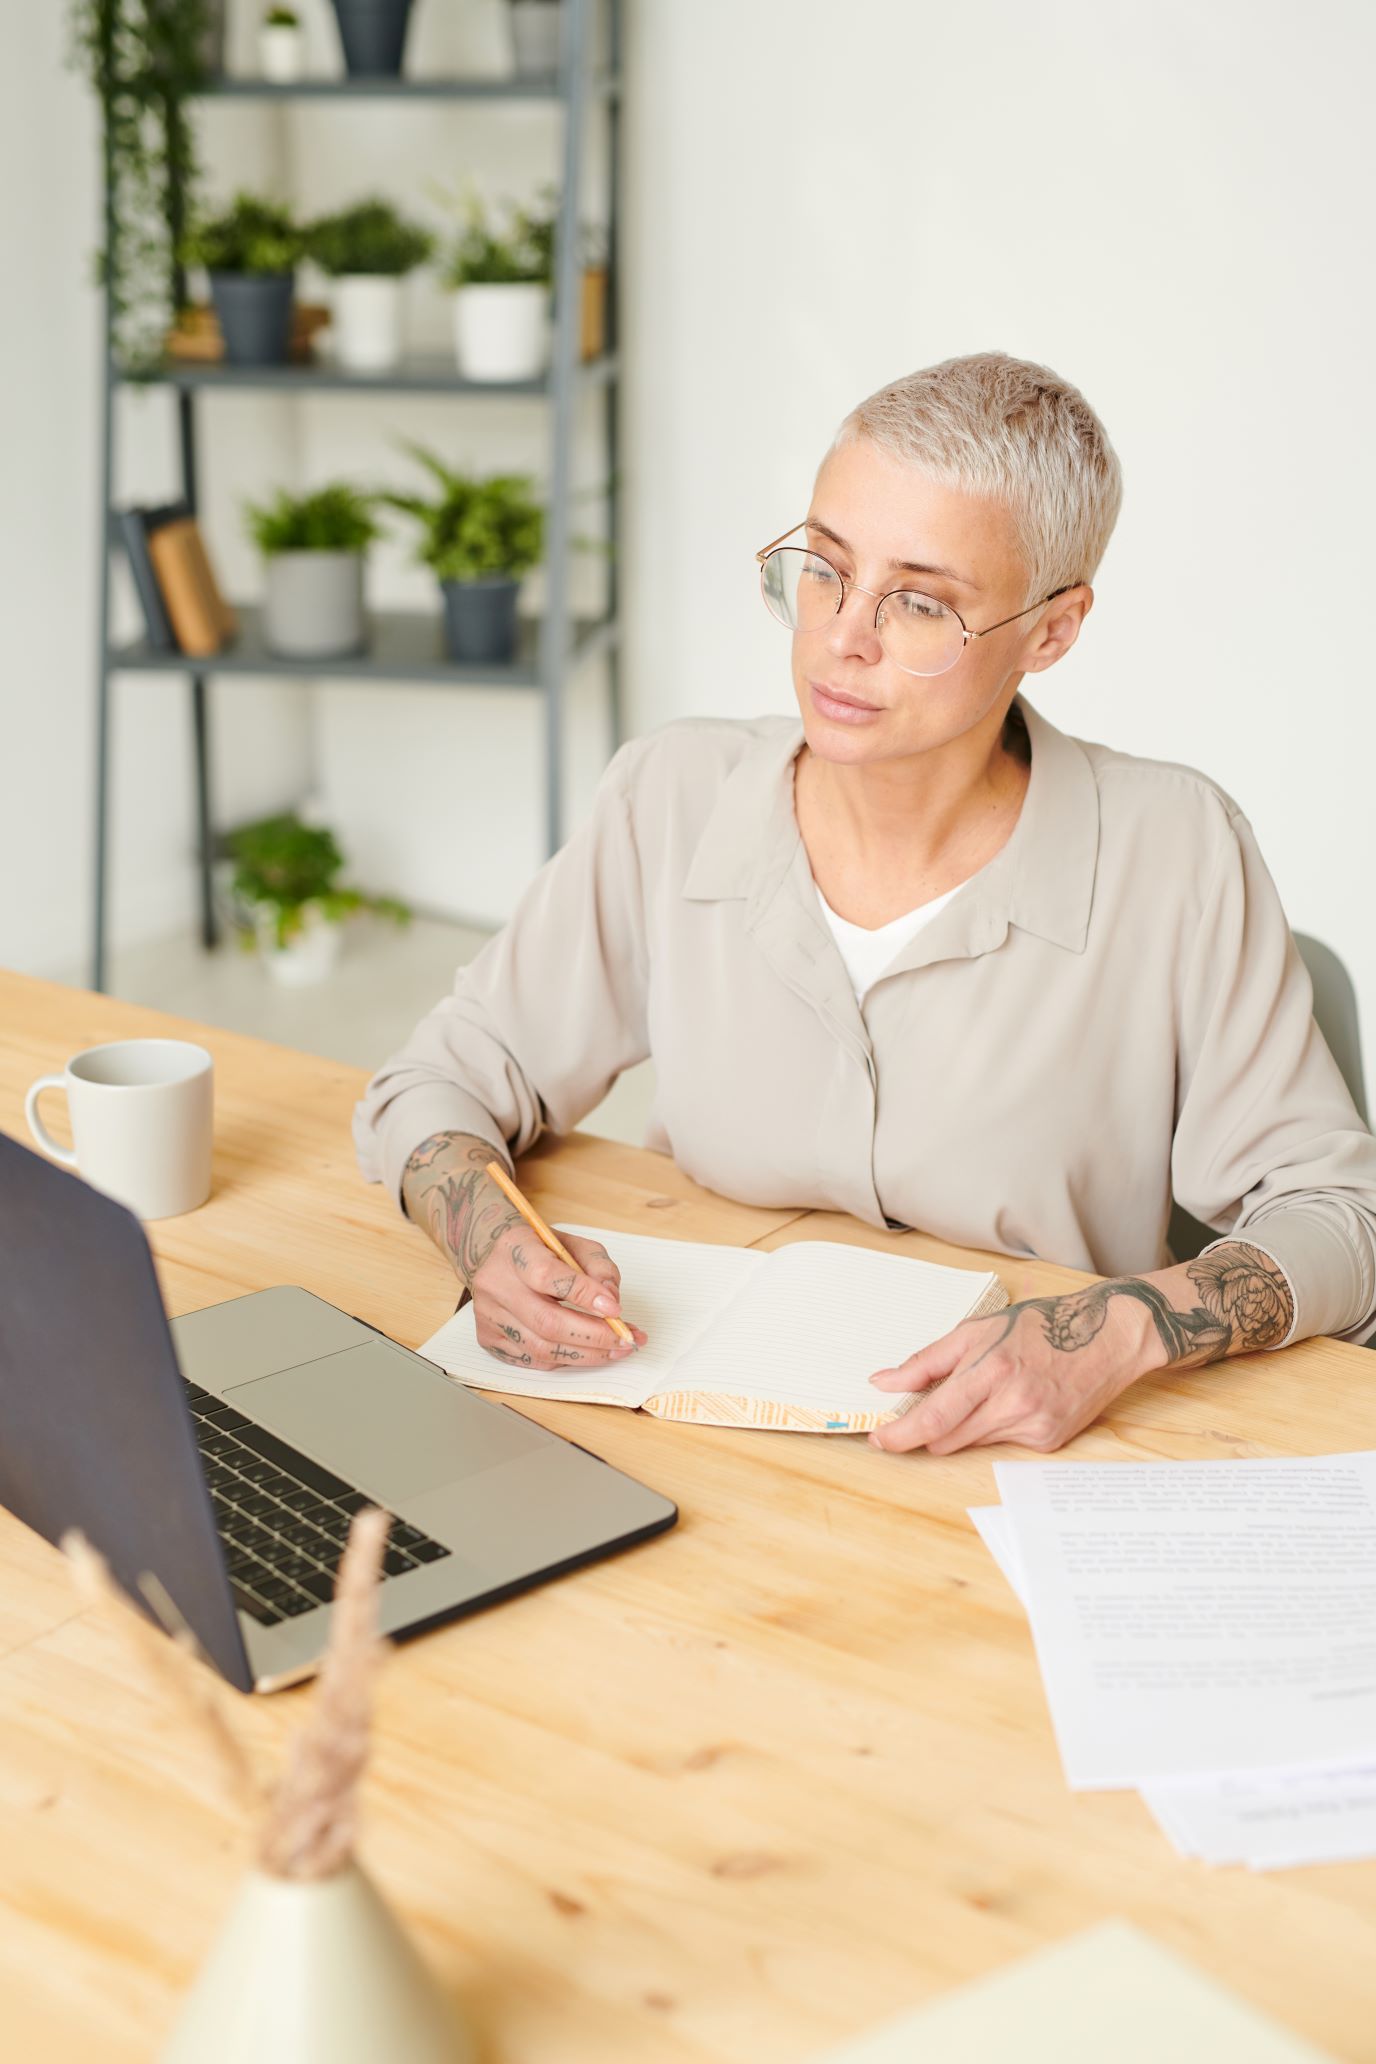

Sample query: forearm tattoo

[971,1241,1294,1374]
[401,1131,521,1286]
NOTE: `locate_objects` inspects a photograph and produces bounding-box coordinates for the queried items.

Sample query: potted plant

[67,0,214,370]
[307,197,434,372]
[440,187,555,382]
[259,4,305,80]
[245,482,380,658]
[182,193,305,365]
[227,812,409,985]
[384,444,544,664]
[508,0,561,76]
[330,0,414,76]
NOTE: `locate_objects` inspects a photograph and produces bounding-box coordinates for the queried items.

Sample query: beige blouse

[353,695,1376,1348]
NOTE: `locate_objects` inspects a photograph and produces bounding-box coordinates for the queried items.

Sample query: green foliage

[438,184,557,290]
[227,813,409,949]
[383,443,545,582]
[307,197,434,279]
[244,483,381,557]
[183,192,304,275]
[67,0,214,370]
[264,5,298,22]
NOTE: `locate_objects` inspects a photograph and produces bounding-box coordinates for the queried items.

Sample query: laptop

[0,1131,677,1693]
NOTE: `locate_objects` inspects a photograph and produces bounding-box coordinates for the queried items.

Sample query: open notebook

[418,1224,1008,1434]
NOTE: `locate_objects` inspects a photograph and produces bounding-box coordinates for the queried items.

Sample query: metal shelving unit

[90,0,621,991]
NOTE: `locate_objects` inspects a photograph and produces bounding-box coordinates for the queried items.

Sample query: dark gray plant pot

[264,552,366,658]
[331,0,415,75]
[441,577,521,664]
[210,271,295,366]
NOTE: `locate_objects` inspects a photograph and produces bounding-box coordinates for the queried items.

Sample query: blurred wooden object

[147,518,238,657]
[1,968,1374,2064]
[166,300,332,364]
[580,264,607,360]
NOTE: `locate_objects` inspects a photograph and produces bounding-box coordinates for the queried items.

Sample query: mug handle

[25,1076,78,1167]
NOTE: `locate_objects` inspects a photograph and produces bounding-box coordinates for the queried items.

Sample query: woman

[354,351,1376,1456]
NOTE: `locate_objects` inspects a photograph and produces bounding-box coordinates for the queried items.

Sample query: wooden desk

[2,968,1374,2063]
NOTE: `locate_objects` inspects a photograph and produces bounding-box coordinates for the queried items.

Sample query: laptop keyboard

[181,1378,451,1628]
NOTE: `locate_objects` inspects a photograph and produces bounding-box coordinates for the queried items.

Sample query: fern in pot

[385,444,544,665]
[228,812,409,985]
[246,482,380,659]
[308,197,434,372]
[182,192,305,365]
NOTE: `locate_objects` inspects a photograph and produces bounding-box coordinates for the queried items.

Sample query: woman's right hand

[401,1130,647,1372]
[469,1223,647,1371]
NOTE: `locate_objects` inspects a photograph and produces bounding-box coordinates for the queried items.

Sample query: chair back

[1168,931,1368,1265]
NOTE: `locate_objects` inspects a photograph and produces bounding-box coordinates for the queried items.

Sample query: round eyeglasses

[755,521,1074,678]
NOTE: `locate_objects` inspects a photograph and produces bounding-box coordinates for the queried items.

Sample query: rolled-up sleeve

[352,736,652,1212]
[1171,805,1376,1346]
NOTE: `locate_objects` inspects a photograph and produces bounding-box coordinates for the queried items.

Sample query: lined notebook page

[417,1224,764,1407]
[660,1239,1004,1416]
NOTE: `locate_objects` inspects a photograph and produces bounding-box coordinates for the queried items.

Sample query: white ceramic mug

[25,1038,214,1221]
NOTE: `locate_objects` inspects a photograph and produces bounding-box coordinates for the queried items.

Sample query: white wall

[618,0,1376,1094]
[3,0,1374,1094]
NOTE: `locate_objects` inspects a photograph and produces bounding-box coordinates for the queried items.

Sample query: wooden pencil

[484,1160,636,1344]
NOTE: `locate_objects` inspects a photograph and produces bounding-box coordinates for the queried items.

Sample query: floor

[97,913,658,1149]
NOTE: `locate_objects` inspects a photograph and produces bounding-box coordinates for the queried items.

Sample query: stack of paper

[970,1453,1376,1870]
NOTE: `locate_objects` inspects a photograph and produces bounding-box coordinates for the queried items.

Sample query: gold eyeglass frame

[755,520,1076,676]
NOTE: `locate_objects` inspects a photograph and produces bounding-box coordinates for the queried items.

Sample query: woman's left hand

[865,1285,1153,1456]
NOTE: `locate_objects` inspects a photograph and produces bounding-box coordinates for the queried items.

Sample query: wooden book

[420,1223,1007,1434]
[147,518,238,657]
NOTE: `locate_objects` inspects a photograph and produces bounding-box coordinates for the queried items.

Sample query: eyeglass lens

[759,548,964,677]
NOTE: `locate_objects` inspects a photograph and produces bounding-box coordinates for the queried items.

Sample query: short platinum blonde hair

[827,350,1123,608]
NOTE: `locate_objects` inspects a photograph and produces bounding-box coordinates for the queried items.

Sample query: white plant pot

[253,902,344,987]
[331,274,404,371]
[450,282,549,382]
[160,1861,472,2063]
[509,0,560,74]
[259,24,305,81]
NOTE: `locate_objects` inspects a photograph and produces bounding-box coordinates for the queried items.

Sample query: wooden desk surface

[2,968,1374,2063]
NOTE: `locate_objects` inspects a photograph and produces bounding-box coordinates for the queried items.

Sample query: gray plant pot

[440,577,521,664]
[264,552,366,658]
[210,271,295,366]
[331,0,414,75]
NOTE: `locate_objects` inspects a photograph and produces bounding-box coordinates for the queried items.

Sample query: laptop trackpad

[227,1342,549,1504]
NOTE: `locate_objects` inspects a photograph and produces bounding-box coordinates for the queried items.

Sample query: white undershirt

[815,879,965,1002]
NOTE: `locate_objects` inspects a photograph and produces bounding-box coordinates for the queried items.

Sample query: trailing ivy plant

[67,0,215,370]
